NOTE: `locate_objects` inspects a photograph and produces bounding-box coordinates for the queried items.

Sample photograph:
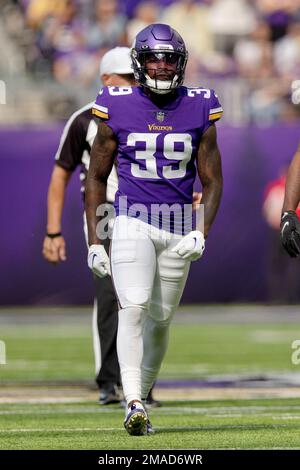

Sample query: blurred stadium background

[1,0,300,450]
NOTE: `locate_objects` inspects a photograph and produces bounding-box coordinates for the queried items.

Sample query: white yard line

[0,427,121,433]
[2,405,300,418]
[0,424,296,434]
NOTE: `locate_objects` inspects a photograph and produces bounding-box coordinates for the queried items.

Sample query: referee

[43,47,135,404]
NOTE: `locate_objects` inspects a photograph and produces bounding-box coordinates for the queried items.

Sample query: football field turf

[1,399,300,449]
[1,305,300,449]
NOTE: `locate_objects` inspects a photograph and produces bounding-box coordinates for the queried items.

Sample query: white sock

[117,306,144,404]
[141,315,170,399]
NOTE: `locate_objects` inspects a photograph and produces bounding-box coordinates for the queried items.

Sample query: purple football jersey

[92,86,222,233]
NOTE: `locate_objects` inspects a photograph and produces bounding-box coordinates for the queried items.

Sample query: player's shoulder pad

[92,86,110,120]
[92,86,134,120]
[184,86,223,122]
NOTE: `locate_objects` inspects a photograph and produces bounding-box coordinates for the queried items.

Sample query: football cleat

[99,384,122,405]
[145,388,162,408]
[124,402,148,436]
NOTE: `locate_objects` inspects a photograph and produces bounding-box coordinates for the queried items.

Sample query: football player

[281,144,300,257]
[86,24,223,435]
[43,47,159,406]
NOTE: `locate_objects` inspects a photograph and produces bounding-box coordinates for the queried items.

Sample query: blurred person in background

[25,0,68,29]
[255,0,300,41]
[195,0,259,84]
[42,46,159,407]
[161,0,213,55]
[233,19,279,125]
[248,82,291,125]
[207,0,257,56]
[34,0,88,83]
[2,0,300,125]
[126,1,160,46]
[281,143,300,258]
[86,0,127,50]
[232,15,300,125]
[263,170,300,302]
[161,0,213,75]
[233,21,273,80]
[0,1,28,77]
[281,81,300,251]
[273,20,300,79]
[28,0,128,86]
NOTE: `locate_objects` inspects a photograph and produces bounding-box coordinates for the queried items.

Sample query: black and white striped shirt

[55,102,118,203]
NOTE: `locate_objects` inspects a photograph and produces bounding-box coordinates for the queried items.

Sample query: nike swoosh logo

[281,221,289,237]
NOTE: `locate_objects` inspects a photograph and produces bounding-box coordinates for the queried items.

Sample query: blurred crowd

[2,0,300,124]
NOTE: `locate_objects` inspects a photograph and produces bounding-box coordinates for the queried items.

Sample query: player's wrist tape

[46,232,62,238]
[282,210,296,217]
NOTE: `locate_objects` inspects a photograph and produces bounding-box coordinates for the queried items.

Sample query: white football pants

[111,215,190,404]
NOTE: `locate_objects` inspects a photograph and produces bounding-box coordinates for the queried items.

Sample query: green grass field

[1,306,300,449]
[1,399,300,449]
[0,322,299,382]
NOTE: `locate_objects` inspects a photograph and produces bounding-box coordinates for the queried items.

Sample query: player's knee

[118,306,144,331]
[145,316,171,345]
[118,287,152,310]
[149,302,174,325]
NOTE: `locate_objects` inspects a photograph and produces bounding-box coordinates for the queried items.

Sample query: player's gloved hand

[280,211,300,258]
[88,244,111,277]
[171,230,205,261]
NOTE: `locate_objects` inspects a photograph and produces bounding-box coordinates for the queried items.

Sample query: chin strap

[145,73,180,94]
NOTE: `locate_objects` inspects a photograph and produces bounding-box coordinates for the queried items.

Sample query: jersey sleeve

[92,87,109,121]
[203,90,223,133]
[92,86,121,135]
[55,111,87,171]
[208,91,223,122]
[92,86,134,135]
[92,87,110,120]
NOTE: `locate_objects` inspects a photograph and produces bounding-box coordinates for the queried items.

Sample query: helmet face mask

[131,24,188,95]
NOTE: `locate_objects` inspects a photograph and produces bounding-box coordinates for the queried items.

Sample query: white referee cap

[99,47,133,76]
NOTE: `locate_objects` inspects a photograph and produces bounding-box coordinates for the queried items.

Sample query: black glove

[280,210,300,257]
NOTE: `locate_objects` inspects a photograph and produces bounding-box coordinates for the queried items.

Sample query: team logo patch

[155,111,166,123]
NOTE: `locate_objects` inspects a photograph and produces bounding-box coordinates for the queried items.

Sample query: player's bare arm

[85,122,117,247]
[197,124,223,238]
[282,144,300,212]
[43,166,72,263]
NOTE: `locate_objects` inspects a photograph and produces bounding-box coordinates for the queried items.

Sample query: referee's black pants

[93,239,120,389]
